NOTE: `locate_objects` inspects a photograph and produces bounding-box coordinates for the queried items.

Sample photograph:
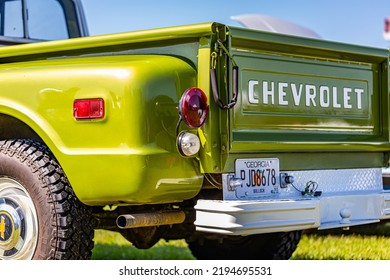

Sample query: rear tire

[188,231,301,260]
[0,139,94,259]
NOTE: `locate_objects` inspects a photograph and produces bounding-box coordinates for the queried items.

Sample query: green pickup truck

[1,0,390,260]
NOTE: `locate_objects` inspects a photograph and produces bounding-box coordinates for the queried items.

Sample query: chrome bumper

[195,168,390,235]
[195,193,390,235]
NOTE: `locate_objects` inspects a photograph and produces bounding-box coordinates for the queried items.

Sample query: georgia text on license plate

[234,158,280,199]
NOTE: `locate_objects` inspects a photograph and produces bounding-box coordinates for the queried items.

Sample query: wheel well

[0,114,42,142]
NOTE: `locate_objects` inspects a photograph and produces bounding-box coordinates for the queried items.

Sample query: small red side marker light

[73,98,105,120]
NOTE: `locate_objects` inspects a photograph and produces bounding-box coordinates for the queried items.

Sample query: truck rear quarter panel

[0,55,203,205]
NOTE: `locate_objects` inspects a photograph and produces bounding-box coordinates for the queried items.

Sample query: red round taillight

[179,88,209,128]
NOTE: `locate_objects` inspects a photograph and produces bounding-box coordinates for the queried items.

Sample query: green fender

[0,54,204,205]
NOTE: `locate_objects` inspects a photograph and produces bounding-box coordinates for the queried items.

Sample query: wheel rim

[0,178,38,260]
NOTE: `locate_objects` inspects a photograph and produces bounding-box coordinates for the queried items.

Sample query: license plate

[234,158,280,199]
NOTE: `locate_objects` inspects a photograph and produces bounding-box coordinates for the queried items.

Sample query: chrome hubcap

[0,179,38,260]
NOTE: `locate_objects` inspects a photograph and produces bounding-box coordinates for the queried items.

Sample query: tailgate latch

[210,39,239,110]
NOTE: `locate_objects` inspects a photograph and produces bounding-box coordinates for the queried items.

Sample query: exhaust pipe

[116,210,185,229]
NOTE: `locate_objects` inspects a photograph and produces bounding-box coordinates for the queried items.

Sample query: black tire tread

[269,231,302,259]
[188,230,302,260]
[0,139,94,260]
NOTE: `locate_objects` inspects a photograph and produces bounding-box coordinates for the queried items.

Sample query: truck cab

[0,0,87,45]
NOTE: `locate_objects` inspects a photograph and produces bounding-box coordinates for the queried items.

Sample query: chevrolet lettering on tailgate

[248,80,365,110]
[240,64,371,119]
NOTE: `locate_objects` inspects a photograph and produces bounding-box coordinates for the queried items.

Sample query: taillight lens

[179,88,208,128]
[73,98,104,120]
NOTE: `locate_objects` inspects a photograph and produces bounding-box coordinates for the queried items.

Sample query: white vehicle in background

[231,14,321,38]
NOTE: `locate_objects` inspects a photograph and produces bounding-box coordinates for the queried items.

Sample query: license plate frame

[233,158,280,199]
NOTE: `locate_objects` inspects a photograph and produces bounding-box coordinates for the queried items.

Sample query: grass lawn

[91,222,390,260]
[92,230,195,260]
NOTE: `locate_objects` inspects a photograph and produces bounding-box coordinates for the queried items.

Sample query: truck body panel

[0,23,389,204]
[0,54,204,205]
[0,23,225,206]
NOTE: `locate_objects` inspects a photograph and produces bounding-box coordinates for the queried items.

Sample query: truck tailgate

[228,27,390,156]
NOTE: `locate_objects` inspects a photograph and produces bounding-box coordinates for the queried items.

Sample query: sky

[80,0,390,49]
